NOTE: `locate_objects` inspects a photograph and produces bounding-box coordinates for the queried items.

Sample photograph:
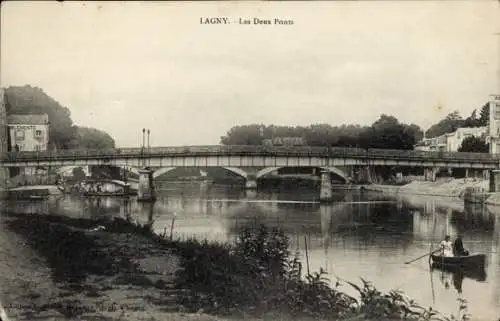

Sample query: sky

[1,1,499,147]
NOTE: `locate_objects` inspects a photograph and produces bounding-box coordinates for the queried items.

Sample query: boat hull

[430,254,486,269]
[430,262,487,282]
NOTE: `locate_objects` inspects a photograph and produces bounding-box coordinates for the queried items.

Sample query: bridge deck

[2,145,499,164]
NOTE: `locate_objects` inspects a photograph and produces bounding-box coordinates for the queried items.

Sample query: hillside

[4,85,115,150]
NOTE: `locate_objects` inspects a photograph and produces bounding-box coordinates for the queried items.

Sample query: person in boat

[453,235,469,257]
[439,235,453,257]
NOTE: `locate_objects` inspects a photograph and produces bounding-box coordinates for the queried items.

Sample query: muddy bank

[2,213,183,321]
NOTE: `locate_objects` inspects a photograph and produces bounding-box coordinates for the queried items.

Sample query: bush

[172,224,469,321]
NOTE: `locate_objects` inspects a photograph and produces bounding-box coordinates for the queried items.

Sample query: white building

[7,114,49,151]
[488,94,500,154]
[415,126,487,152]
[445,126,487,152]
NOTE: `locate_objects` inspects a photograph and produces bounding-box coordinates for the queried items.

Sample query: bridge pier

[137,168,156,202]
[489,170,500,192]
[245,179,257,189]
[483,169,490,180]
[355,166,372,183]
[319,170,333,203]
[424,167,438,182]
[245,170,258,189]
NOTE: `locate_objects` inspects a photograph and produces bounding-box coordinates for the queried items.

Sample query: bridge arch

[222,167,248,179]
[321,167,351,183]
[256,166,350,183]
[256,167,280,178]
[152,167,176,179]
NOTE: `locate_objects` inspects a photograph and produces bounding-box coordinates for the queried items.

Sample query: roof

[7,114,49,125]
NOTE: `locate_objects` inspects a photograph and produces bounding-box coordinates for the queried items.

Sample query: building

[488,94,500,154]
[262,136,306,147]
[415,126,487,152]
[7,114,49,152]
[415,136,446,152]
[445,126,488,152]
[0,89,8,186]
[0,89,7,154]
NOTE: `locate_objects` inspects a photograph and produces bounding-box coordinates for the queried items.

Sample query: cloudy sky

[1,1,499,147]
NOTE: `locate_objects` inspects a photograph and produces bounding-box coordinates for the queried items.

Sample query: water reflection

[1,183,500,319]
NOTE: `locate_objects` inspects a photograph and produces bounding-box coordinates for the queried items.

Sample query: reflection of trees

[450,204,495,236]
[225,197,414,250]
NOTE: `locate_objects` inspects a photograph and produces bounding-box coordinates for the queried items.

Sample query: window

[35,129,43,137]
[35,145,41,151]
[15,130,25,140]
[495,103,500,120]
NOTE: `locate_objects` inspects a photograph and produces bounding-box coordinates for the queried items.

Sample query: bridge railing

[1,145,500,162]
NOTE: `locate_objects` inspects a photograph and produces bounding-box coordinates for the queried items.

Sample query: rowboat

[430,254,486,269]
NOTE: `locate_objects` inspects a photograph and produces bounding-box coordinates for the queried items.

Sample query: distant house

[415,126,487,152]
[7,114,50,152]
[0,89,8,185]
[487,94,500,153]
[262,137,306,147]
[0,88,7,154]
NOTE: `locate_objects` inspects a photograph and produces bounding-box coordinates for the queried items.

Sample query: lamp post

[147,129,151,166]
[142,128,146,153]
[147,129,150,152]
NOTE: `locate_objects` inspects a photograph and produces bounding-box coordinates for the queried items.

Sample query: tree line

[220,115,424,150]
[4,85,115,150]
[221,104,491,153]
[425,104,489,138]
[425,105,490,153]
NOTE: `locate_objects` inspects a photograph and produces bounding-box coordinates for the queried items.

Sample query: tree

[478,103,489,126]
[220,115,423,150]
[73,126,115,149]
[4,85,115,150]
[425,111,464,138]
[358,114,420,150]
[220,124,266,145]
[5,85,77,149]
[458,136,489,153]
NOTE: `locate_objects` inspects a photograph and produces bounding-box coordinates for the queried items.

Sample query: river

[1,181,499,320]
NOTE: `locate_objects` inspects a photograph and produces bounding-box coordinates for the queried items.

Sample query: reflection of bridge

[3,145,500,201]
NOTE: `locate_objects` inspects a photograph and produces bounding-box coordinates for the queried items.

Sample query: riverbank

[0,185,62,200]
[366,178,500,208]
[0,211,468,321]
[367,178,488,198]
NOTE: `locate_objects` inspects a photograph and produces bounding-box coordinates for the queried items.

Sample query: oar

[405,249,440,264]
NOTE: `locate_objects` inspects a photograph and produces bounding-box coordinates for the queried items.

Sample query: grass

[5,213,471,321]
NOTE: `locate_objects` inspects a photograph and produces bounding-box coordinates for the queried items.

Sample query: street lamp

[147,129,151,152]
[142,128,146,153]
[147,129,151,166]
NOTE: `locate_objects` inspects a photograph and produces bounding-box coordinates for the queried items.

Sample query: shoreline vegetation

[2,212,470,321]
